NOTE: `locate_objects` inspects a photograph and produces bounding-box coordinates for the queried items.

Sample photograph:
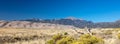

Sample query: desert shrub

[117,33,120,39]
[46,33,74,44]
[104,30,112,35]
[46,34,104,44]
[56,36,74,44]
[91,32,96,35]
[78,34,104,44]
[47,39,55,44]
[52,34,63,41]
[46,34,62,44]
[72,34,104,44]
[64,32,68,35]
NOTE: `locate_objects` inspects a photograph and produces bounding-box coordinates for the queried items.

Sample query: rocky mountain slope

[21,18,120,28]
[0,20,77,29]
[21,18,94,28]
[0,18,120,28]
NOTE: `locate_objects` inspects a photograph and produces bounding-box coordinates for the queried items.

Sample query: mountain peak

[65,17,83,20]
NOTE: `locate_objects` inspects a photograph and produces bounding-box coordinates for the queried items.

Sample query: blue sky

[0,0,120,22]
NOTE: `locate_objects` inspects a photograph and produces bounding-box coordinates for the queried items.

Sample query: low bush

[117,33,120,39]
[104,30,112,35]
[78,34,104,44]
[46,33,104,44]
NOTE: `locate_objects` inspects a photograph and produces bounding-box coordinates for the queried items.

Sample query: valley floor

[0,28,120,44]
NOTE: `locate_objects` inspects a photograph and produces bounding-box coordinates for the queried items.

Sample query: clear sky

[0,0,120,22]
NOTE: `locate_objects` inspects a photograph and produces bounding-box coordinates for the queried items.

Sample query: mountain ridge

[20,18,120,28]
[0,18,120,28]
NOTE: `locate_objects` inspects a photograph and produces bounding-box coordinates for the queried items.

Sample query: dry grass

[0,28,81,44]
[0,28,120,44]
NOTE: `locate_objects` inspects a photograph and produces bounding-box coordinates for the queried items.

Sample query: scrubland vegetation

[0,28,120,44]
[46,33,104,44]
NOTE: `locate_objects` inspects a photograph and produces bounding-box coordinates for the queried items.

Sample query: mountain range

[0,17,120,28]
[21,17,120,28]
